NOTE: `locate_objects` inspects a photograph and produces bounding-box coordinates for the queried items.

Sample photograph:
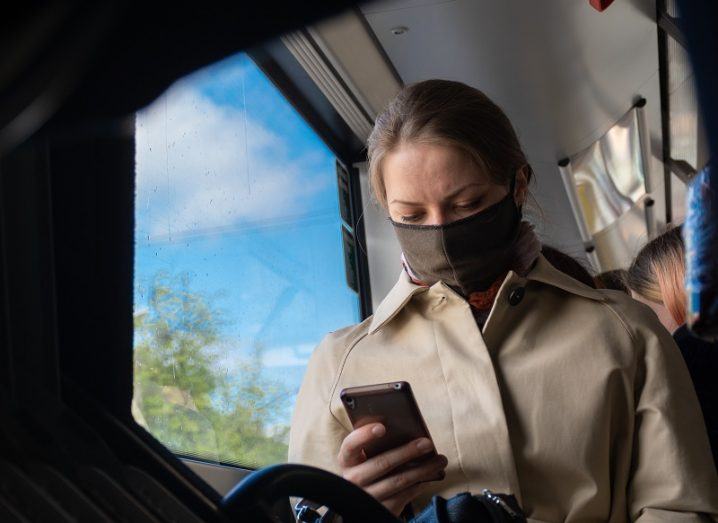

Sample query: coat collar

[368,254,605,335]
[368,270,427,335]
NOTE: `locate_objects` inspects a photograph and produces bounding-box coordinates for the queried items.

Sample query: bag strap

[410,490,526,523]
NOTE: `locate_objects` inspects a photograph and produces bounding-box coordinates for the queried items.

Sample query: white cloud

[135,80,332,239]
[262,343,317,368]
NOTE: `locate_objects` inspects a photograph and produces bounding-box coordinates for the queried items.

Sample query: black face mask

[391,191,521,294]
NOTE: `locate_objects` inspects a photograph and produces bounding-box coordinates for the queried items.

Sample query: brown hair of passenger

[367,79,532,208]
[625,227,686,332]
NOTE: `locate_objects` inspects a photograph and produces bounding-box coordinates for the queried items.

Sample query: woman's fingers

[343,437,437,486]
[337,427,447,516]
[365,454,448,501]
[338,423,386,468]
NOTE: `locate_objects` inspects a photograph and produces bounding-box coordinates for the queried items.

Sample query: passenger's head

[625,227,686,333]
[367,79,530,226]
[595,269,629,294]
[541,246,596,288]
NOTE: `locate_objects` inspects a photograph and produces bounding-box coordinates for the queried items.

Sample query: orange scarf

[467,276,506,311]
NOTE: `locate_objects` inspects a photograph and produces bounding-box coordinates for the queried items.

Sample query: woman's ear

[513,165,530,206]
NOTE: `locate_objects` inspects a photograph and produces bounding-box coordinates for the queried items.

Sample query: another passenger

[289,80,718,520]
[625,226,718,469]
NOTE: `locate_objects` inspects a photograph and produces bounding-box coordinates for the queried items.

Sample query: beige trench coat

[288,255,718,522]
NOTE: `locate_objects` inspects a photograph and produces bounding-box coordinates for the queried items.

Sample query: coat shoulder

[320,316,373,357]
[306,316,374,385]
[325,315,373,348]
[593,288,674,345]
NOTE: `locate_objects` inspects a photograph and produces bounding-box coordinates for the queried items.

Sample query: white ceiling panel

[362,0,458,15]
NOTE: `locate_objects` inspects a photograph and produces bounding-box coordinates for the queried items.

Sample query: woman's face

[630,291,680,333]
[382,142,527,226]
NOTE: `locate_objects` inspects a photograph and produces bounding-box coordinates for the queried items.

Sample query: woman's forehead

[383,143,491,190]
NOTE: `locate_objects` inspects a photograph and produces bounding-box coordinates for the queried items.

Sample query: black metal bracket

[656,0,674,224]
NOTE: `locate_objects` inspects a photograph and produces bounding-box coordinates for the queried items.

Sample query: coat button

[432,294,447,309]
[508,287,525,306]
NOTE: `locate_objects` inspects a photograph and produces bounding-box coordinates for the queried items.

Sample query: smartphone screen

[340,381,436,461]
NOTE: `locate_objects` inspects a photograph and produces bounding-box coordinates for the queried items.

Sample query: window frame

[248,41,373,319]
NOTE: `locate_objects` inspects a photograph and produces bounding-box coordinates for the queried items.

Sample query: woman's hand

[338,423,448,516]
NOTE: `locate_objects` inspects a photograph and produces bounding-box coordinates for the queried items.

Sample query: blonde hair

[626,227,687,325]
[367,79,532,208]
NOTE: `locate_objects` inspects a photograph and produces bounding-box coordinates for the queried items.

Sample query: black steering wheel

[222,463,400,522]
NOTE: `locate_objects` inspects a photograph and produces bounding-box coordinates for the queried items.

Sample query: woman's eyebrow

[389,182,485,205]
[448,183,485,200]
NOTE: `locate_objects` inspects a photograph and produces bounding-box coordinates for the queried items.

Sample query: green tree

[133,271,289,467]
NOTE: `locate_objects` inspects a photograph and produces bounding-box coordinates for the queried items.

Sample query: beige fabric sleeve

[627,310,718,521]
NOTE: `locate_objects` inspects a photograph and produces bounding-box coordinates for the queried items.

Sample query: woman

[289,80,718,521]
[625,226,718,469]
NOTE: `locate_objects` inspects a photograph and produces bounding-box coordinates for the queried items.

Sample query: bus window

[663,0,707,223]
[132,51,360,469]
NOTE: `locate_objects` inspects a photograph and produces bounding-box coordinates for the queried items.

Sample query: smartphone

[340,381,436,462]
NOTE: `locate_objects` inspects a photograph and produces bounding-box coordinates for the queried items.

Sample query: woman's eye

[456,200,481,210]
[400,214,422,223]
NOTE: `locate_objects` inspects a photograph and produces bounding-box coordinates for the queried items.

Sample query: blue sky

[134,52,360,434]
